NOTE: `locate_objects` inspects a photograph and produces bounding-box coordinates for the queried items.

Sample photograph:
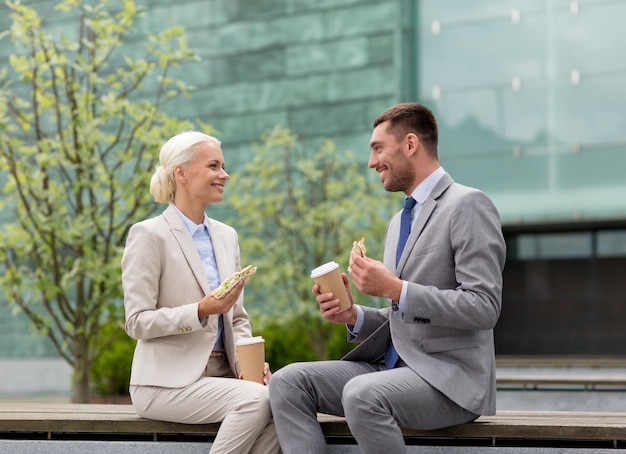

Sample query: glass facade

[0,0,398,362]
[416,0,626,224]
[511,229,626,260]
[1,0,626,371]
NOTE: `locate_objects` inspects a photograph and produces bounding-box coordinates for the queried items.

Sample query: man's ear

[406,133,420,156]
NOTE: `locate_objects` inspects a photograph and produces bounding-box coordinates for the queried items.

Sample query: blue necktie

[385,196,417,369]
[395,196,417,266]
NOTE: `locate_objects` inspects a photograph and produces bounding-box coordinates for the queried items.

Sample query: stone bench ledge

[2,403,626,445]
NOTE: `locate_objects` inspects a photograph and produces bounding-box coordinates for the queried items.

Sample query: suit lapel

[206,219,232,283]
[206,217,236,340]
[395,201,436,274]
[163,204,211,294]
[396,173,454,274]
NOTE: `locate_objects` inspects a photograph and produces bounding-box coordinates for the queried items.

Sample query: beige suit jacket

[122,204,252,388]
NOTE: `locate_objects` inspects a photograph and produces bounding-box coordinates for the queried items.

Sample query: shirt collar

[409,166,445,205]
[172,204,209,236]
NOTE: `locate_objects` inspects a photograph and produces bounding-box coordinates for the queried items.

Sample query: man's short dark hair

[373,103,438,158]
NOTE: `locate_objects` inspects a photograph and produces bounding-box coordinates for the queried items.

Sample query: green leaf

[0,0,202,403]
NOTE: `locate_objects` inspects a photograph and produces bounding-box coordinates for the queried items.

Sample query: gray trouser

[269,360,478,454]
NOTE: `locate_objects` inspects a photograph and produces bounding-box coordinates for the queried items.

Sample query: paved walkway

[0,440,622,454]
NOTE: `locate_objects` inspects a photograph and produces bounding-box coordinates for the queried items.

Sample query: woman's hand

[238,362,272,385]
[197,281,243,318]
[263,362,272,385]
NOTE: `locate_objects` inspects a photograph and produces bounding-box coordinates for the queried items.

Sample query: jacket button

[391,302,399,311]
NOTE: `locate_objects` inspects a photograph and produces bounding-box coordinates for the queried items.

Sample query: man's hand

[348,251,403,301]
[312,273,357,326]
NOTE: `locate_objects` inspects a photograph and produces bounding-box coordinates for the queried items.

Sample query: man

[269,103,506,453]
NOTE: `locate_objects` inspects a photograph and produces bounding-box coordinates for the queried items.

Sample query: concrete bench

[495,356,626,390]
[496,375,626,390]
[496,356,626,367]
[2,402,626,451]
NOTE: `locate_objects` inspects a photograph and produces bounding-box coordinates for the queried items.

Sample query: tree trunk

[72,339,91,403]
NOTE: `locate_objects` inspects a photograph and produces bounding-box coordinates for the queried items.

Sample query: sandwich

[210,265,257,299]
[348,237,366,273]
[352,237,366,257]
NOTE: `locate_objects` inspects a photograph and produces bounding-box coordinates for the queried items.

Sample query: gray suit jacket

[343,173,506,415]
[122,204,252,388]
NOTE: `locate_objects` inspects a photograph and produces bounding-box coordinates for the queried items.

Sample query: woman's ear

[173,165,186,183]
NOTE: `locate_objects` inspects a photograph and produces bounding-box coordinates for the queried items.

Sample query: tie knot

[404,197,417,210]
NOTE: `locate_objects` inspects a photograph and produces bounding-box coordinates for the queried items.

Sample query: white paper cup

[310,261,352,313]
[236,336,265,384]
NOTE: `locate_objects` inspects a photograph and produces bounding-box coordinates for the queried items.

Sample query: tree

[226,126,399,361]
[0,0,208,402]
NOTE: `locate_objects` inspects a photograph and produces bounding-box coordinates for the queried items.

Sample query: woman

[121,131,280,454]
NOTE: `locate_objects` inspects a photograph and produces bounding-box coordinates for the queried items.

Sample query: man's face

[368,121,415,194]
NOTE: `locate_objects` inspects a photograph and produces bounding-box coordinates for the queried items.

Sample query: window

[513,232,591,260]
[597,230,626,257]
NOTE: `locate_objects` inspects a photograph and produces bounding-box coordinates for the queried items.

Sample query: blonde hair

[149,131,221,203]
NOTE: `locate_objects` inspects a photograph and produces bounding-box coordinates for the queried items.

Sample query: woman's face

[178,141,229,206]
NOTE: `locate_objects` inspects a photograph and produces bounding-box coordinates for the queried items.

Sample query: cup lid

[310,261,339,278]
[236,336,265,345]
